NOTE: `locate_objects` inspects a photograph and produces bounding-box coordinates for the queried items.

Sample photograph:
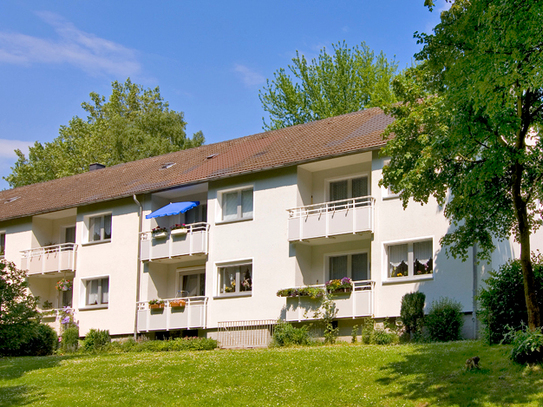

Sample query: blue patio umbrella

[145,201,199,219]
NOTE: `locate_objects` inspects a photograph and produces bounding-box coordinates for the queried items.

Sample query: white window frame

[60,225,77,244]
[216,259,253,297]
[85,213,112,244]
[217,186,254,223]
[383,237,434,283]
[325,173,370,202]
[176,267,206,298]
[381,159,400,200]
[80,276,110,309]
[325,250,370,282]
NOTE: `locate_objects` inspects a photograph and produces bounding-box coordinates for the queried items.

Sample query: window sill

[382,275,434,285]
[214,292,252,299]
[382,195,400,201]
[79,304,109,311]
[81,239,111,247]
[215,217,253,226]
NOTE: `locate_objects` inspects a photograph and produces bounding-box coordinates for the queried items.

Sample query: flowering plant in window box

[56,279,73,292]
[276,287,325,300]
[169,299,186,308]
[151,226,168,238]
[148,299,165,309]
[325,277,353,294]
[170,224,187,236]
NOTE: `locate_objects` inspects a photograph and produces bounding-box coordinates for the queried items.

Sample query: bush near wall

[272,321,312,347]
[478,254,543,344]
[15,323,58,356]
[425,297,464,342]
[400,292,425,341]
[110,337,218,352]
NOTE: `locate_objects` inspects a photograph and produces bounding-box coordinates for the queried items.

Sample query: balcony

[287,197,374,242]
[140,223,209,262]
[137,297,208,332]
[21,244,77,275]
[284,281,374,322]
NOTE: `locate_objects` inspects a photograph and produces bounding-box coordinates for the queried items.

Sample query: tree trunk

[519,222,541,330]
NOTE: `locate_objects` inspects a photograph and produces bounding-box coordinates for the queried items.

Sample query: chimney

[89,163,106,171]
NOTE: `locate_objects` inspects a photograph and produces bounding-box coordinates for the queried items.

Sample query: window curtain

[352,177,368,198]
[414,241,433,275]
[330,255,348,280]
[330,180,348,201]
[241,189,253,218]
[389,244,408,277]
[223,192,238,221]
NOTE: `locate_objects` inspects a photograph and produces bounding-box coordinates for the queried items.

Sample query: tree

[259,41,397,130]
[0,260,40,355]
[6,79,205,188]
[380,1,543,329]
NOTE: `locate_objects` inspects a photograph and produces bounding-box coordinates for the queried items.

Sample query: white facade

[0,148,532,343]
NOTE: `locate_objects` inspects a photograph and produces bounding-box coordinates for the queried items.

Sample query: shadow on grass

[0,355,81,406]
[377,341,543,406]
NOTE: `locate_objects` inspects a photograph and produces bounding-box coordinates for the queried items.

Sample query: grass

[1,341,542,406]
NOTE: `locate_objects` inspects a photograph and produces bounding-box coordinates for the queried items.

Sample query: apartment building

[0,108,533,345]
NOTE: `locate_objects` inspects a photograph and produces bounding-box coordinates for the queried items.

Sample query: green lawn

[1,341,542,406]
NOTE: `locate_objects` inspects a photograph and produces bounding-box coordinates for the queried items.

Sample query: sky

[0,1,448,191]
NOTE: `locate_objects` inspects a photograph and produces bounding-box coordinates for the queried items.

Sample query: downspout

[472,244,478,339]
[133,194,143,340]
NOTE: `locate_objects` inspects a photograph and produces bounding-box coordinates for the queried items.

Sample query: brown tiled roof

[0,108,393,221]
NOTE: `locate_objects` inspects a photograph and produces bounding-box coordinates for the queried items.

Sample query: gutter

[133,194,143,340]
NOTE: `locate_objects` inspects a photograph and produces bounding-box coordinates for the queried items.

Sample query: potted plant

[276,286,325,300]
[170,224,187,236]
[148,299,165,309]
[169,299,186,308]
[56,278,73,292]
[325,277,353,294]
[151,226,168,239]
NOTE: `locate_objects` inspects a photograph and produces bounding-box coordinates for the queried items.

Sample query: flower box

[149,303,165,309]
[152,232,167,239]
[328,287,353,295]
[169,299,186,308]
[170,228,187,236]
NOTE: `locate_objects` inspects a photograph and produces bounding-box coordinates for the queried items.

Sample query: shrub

[400,292,425,341]
[370,328,397,345]
[61,326,79,353]
[17,323,58,356]
[361,318,374,344]
[505,326,543,365]
[272,320,312,346]
[478,254,543,344]
[425,297,463,342]
[83,329,111,352]
[115,337,218,352]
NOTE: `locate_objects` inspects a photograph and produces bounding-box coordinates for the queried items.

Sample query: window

[0,233,4,257]
[88,214,112,242]
[329,252,369,281]
[382,159,399,199]
[329,176,368,201]
[178,270,205,297]
[185,204,207,224]
[219,262,252,295]
[85,277,109,306]
[220,188,253,222]
[64,226,76,244]
[388,240,433,279]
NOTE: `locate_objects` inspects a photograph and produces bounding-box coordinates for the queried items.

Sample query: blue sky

[0,1,447,190]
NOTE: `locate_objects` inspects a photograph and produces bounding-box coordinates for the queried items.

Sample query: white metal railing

[287,197,375,241]
[283,280,375,322]
[39,307,74,321]
[21,243,77,274]
[218,319,276,348]
[140,222,210,261]
[137,296,208,332]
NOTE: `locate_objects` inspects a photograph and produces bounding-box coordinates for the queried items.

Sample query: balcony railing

[287,197,374,242]
[284,280,374,322]
[21,244,77,275]
[140,222,209,262]
[137,296,208,332]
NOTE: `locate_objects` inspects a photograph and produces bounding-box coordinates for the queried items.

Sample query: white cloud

[234,64,265,87]
[0,11,141,77]
[0,139,33,159]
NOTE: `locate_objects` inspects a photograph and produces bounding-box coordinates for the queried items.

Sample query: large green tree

[6,79,204,188]
[259,41,397,130]
[380,1,543,328]
[0,261,40,355]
